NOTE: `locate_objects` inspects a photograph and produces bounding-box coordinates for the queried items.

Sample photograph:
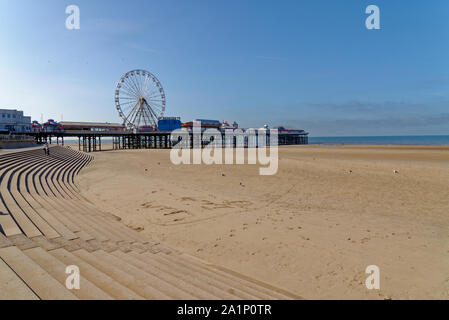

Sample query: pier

[27,130,309,153]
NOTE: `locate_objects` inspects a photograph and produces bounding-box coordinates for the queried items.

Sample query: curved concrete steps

[0,146,299,300]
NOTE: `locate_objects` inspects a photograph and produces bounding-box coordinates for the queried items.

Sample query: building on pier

[59,121,125,132]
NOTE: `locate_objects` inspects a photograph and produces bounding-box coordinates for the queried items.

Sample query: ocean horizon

[61,134,449,146]
[308,135,449,146]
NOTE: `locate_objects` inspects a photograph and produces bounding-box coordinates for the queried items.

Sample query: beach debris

[240,182,245,187]
[393,170,399,174]
[349,170,353,173]
[221,173,226,177]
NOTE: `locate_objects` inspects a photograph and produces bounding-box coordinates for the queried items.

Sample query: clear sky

[0,0,448,136]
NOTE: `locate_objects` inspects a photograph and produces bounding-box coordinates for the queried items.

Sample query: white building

[0,109,32,133]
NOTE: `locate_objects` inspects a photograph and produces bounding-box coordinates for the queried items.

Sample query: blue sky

[0,0,448,136]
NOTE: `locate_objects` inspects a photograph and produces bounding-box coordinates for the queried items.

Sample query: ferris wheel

[115,69,166,129]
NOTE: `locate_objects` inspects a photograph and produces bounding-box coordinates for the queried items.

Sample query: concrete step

[0,246,78,300]
[135,251,247,299]
[0,214,22,237]
[47,154,84,201]
[90,249,188,299]
[145,251,276,299]
[157,252,287,300]
[33,161,113,242]
[25,163,89,238]
[29,235,63,251]
[179,253,299,300]
[24,246,113,300]
[0,232,12,248]
[10,163,61,239]
[0,257,39,300]
[8,234,41,251]
[17,155,79,239]
[0,151,63,236]
[72,249,171,299]
[38,195,109,242]
[50,237,84,252]
[50,248,144,300]
[114,250,221,300]
[107,250,198,299]
[87,239,120,253]
[20,187,79,240]
[27,171,99,241]
[0,165,43,238]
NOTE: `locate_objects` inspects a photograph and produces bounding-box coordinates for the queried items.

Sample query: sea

[308,135,449,146]
[62,135,449,146]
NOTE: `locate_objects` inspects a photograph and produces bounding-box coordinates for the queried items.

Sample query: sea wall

[0,135,36,149]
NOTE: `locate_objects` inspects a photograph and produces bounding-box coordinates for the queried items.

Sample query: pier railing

[0,134,35,142]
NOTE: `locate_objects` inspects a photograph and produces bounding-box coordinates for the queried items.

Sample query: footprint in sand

[164,210,187,216]
[181,197,197,202]
[360,237,371,244]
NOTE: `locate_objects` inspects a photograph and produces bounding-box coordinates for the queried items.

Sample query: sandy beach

[76,145,449,300]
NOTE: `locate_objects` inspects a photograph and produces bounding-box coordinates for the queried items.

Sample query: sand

[76,145,449,299]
